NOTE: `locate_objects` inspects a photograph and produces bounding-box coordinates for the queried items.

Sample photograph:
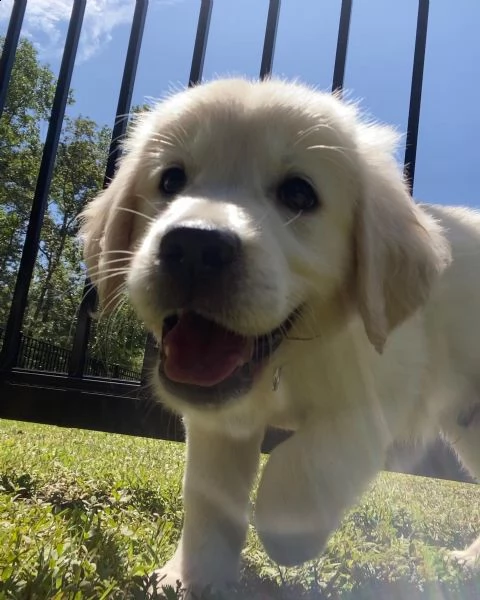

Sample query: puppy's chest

[267,362,353,429]
[270,329,428,430]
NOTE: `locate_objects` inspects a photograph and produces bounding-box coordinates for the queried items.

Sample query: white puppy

[80,78,480,593]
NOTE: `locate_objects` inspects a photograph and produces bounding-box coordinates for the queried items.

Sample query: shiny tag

[272,367,281,392]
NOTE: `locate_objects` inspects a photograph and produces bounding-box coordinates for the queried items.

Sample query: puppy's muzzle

[159,225,241,293]
[153,223,300,405]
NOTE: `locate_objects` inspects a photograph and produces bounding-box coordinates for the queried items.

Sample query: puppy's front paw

[255,479,328,566]
[450,548,480,570]
[147,564,185,598]
[147,560,233,599]
[255,442,331,566]
[256,529,327,567]
[449,535,480,570]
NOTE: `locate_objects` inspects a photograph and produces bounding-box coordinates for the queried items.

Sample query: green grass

[0,418,479,599]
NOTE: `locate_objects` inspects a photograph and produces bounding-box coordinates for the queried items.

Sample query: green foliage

[0,37,57,315]
[0,36,146,372]
[1,419,479,599]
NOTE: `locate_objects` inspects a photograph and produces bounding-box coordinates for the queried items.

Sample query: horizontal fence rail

[0,0,475,483]
[0,328,141,381]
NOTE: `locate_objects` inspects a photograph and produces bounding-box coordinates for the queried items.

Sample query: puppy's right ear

[79,156,138,311]
[354,124,451,352]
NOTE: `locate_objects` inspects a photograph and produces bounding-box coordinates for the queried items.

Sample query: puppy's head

[80,78,450,411]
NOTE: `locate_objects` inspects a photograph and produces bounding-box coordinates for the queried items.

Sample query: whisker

[294,122,338,147]
[115,206,155,222]
[283,210,303,227]
[286,333,321,341]
[81,280,124,317]
[87,257,133,271]
[91,267,150,310]
[306,144,356,171]
[83,249,136,261]
[251,205,276,232]
[136,193,160,215]
[88,270,130,287]
[91,300,127,369]
[98,286,128,319]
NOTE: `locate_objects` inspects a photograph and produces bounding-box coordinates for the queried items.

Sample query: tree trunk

[32,214,69,324]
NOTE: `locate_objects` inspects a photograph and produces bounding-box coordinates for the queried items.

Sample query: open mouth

[157,310,298,404]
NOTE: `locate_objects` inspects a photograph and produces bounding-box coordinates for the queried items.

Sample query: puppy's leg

[151,423,263,594]
[255,410,387,566]
[451,537,480,569]
[445,417,480,569]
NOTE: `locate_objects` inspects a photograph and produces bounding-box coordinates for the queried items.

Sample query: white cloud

[1,0,180,63]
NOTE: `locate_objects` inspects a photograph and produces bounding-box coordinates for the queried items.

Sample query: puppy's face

[80,79,450,413]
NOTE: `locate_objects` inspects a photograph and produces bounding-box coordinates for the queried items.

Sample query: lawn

[0,418,479,600]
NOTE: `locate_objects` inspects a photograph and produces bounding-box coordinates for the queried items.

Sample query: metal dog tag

[272,367,282,391]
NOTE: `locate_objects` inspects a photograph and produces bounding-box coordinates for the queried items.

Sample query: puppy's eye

[277,176,319,212]
[159,166,187,196]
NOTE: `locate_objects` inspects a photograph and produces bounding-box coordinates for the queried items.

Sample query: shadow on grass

[126,575,480,600]
[339,578,480,600]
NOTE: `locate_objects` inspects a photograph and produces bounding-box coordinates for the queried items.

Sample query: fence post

[68,0,149,378]
[259,0,281,79]
[0,0,87,371]
[331,0,352,94]
[0,0,27,118]
[404,0,430,191]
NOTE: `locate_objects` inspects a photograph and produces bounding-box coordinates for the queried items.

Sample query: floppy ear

[354,126,451,353]
[79,156,138,311]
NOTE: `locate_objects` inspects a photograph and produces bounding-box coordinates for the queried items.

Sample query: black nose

[159,226,241,282]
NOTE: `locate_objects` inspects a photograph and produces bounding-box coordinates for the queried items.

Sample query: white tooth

[164,345,170,358]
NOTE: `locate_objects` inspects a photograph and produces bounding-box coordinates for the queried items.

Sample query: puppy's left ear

[354,125,451,352]
[79,154,138,312]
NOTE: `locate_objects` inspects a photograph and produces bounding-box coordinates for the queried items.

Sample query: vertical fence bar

[259,0,281,79]
[0,0,86,371]
[403,0,429,192]
[0,0,27,119]
[189,0,213,87]
[141,0,213,383]
[68,0,149,377]
[331,0,352,93]
[140,334,158,383]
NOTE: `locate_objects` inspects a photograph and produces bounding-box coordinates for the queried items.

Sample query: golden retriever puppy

[80,78,480,594]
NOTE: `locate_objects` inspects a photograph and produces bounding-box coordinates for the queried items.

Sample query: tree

[0,37,58,321]
[0,37,146,375]
[26,117,110,332]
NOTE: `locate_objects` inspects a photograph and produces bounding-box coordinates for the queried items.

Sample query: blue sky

[1,0,479,207]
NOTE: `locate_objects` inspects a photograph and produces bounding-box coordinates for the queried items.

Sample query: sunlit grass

[0,419,479,599]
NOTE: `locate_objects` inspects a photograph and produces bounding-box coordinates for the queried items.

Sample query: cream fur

[80,78,480,594]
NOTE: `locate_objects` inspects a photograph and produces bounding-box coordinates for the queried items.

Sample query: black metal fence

[0,328,141,381]
[0,0,475,483]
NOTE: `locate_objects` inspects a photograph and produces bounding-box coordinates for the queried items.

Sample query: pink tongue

[163,312,250,387]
